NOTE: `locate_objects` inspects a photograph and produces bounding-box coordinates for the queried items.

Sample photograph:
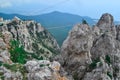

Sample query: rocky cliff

[1,13,120,80]
[56,13,120,80]
[0,17,71,80]
[0,16,60,63]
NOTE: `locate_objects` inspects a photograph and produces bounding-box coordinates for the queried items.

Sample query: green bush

[105,55,111,65]
[3,63,27,80]
[19,66,28,80]
[30,53,43,60]
[107,71,112,79]
[0,61,3,66]
[0,23,3,26]
[9,40,27,64]
[89,58,100,69]
[39,48,45,53]
[3,63,23,72]
[99,61,103,66]
[89,61,97,69]
[73,72,78,80]
[82,19,88,25]
[39,64,46,67]
[0,76,4,80]
[0,32,3,38]
[42,42,56,54]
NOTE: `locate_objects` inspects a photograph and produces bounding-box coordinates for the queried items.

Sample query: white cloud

[0,1,12,8]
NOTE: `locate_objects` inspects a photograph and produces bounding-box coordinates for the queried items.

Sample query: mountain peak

[13,16,21,21]
[58,13,120,80]
[51,11,61,13]
[96,13,114,33]
[0,17,3,22]
[97,13,114,26]
[48,11,74,15]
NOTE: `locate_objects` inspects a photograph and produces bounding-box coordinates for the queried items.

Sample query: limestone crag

[0,17,62,80]
[57,13,120,80]
[58,24,93,79]
[25,60,73,80]
[83,56,113,80]
[0,17,60,61]
[97,13,114,33]
[0,37,12,64]
[0,60,73,80]
[1,13,120,80]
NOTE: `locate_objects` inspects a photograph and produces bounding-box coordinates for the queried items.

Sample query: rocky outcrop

[0,60,73,80]
[2,13,120,80]
[0,17,3,22]
[0,17,61,80]
[97,13,114,33]
[0,17,60,62]
[57,24,93,79]
[83,57,111,80]
[57,13,120,80]
[0,37,12,64]
[25,60,73,80]
[0,65,23,80]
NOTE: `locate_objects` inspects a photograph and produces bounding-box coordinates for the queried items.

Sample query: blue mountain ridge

[0,11,96,46]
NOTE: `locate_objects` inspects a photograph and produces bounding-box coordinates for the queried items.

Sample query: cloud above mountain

[0,1,12,8]
[0,0,120,20]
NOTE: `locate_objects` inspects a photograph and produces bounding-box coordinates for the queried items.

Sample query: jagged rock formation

[25,60,73,80]
[57,13,120,80]
[97,13,114,33]
[0,16,60,62]
[0,17,62,80]
[1,13,120,80]
[0,60,73,80]
[57,24,93,80]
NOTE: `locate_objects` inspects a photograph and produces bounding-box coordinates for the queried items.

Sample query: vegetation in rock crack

[105,55,111,65]
[3,63,27,80]
[39,64,49,67]
[9,40,28,64]
[73,72,79,80]
[0,61,3,66]
[89,58,100,69]
[82,19,88,25]
[0,62,4,80]
[0,32,3,38]
[36,31,57,54]
[9,40,45,64]
[107,71,112,79]
[0,23,3,26]
[0,76,4,80]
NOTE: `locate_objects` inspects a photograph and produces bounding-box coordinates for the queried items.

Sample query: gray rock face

[2,13,120,80]
[0,66,23,80]
[0,37,12,64]
[0,18,60,61]
[0,60,73,80]
[91,32,116,59]
[83,57,113,80]
[59,24,93,79]
[25,60,73,80]
[97,13,114,33]
[0,17,61,80]
[58,13,120,80]
[0,17,3,22]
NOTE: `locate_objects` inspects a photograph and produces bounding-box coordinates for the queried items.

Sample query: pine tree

[82,19,88,25]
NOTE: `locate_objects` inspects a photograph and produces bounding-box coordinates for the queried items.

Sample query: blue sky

[0,0,120,20]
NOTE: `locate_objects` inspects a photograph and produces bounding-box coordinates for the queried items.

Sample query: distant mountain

[34,11,96,27]
[0,11,95,26]
[0,13,29,20]
[0,11,96,46]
